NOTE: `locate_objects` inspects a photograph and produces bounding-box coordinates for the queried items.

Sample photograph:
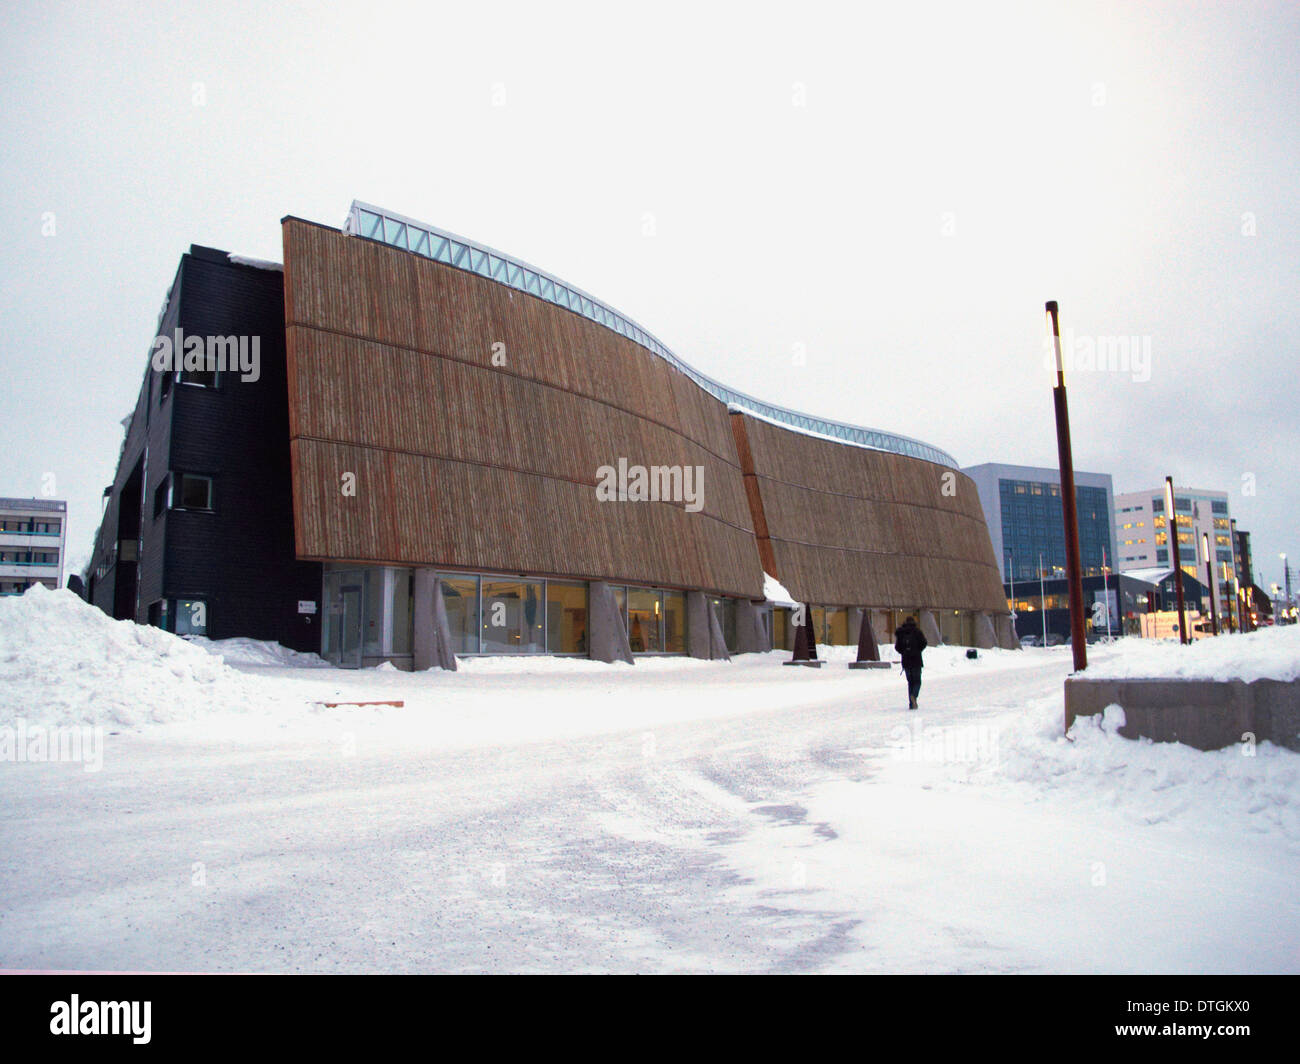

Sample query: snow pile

[970,691,1300,842]
[188,635,329,669]
[1085,625,1300,682]
[0,586,257,727]
[762,573,796,607]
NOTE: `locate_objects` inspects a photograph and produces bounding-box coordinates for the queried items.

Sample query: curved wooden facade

[731,412,1006,611]
[281,217,1007,615]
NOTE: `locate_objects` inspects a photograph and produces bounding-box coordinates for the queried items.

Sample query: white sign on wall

[298,600,317,615]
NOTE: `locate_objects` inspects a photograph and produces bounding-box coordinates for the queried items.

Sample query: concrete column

[995,613,1021,650]
[734,599,769,654]
[687,591,730,661]
[413,568,457,671]
[920,609,942,646]
[974,610,997,649]
[588,581,633,664]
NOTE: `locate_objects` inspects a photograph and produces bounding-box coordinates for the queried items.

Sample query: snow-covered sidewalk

[1,588,1297,973]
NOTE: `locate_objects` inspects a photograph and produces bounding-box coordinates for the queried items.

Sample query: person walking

[894,615,928,710]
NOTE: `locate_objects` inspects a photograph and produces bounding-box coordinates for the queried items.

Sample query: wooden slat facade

[281,216,1006,616]
[732,413,1008,611]
[281,218,764,599]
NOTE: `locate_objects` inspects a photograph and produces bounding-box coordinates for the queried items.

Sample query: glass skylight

[344,201,959,468]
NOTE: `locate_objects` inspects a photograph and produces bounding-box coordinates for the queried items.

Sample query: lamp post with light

[1045,301,1087,671]
[1164,477,1189,644]
[1201,532,1218,635]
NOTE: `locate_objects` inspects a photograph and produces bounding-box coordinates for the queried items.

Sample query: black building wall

[88,245,321,651]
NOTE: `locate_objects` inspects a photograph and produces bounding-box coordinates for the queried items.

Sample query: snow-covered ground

[1,588,1297,973]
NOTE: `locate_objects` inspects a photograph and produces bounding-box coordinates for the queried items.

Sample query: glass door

[338,584,363,668]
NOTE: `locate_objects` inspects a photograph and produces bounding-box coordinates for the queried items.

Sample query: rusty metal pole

[1045,302,1087,672]
[1165,476,1189,644]
[1202,532,1219,635]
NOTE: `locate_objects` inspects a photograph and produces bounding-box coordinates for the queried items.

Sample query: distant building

[1114,486,1243,625]
[962,463,1118,584]
[1113,486,1236,580]
[0,497,67,595]
[1234,527,1254,587]
[1006,566,1207,643]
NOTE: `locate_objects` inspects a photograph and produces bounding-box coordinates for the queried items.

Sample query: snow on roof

[227,253,283,272]
[1123,567,1178,585]
[763,572,797,606]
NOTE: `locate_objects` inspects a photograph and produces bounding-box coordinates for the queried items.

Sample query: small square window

[174,598,207,636]
[176,474,212,510]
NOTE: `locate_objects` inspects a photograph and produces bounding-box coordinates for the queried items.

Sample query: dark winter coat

[894,620,928,670]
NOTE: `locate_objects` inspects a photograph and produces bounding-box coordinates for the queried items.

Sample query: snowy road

[4,647,1297,974]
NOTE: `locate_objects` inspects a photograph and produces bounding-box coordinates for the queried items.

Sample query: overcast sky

[1,0,1296,590]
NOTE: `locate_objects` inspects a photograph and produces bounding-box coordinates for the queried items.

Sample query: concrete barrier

[1064,676,1300,752]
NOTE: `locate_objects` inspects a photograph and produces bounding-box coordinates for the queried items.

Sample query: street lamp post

[1202,532,1218,635]
[1102,546,1113,640]
[1045,301,1087,671]
[1164,477,1189,644]
[1039,552,1048,647]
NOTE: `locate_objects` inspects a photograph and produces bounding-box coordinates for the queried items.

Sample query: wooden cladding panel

[283,221,739,461]
[282,220,763,598]
[290,439,760,594]
[738,414,1006,611]
[284,330,755,534]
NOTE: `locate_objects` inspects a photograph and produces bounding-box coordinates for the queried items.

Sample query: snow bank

[966,690,1300,843]
[0,586,257,727]
[1084,625,1300,683]
[188,635,329,669]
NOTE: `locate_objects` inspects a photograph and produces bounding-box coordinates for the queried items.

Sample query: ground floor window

[1,579,57,595]
[772,606,789,650]
[174,598,208,637]
[628,588,662,652]
[609,585,689,654]
[321,567,414,666]
[146,596,206,636]
[546,581,588,654]
[938,609,976,647]
[440,576,479,654]
[812,607,850,645]
[480,579,546,654]
[437,574,589,655]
